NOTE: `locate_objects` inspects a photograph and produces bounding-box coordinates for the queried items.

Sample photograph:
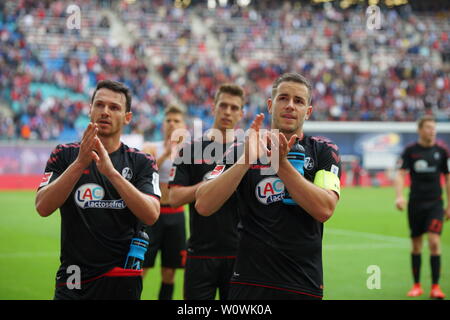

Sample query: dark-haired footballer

[395,115,450,299]
[195,73,341,300]
[35,80,161,300]
[168,84,245,300]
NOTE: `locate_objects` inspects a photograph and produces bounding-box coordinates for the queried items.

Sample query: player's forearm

[195,159,249,216]
[168,183,202,208]
[35,161,85,217]
[394,171,405,198]
[277,159,338,223]
[107,171,160,225]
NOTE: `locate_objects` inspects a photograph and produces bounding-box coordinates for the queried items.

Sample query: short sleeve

[169,141,193,188]
[399,147,411,170]
[317,140,342,179]
[37,144,69,190]
[134,154,161,199]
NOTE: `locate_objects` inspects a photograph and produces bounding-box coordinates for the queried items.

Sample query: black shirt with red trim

[169,136,240,257]
[399,141,450,202]
[38,142,161,283]
[216,135,341,298]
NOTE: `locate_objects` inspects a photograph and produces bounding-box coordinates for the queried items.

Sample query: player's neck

[99,135,122,154]
[278,128,304,142]
[418,138,434,148]
[209,126,235,144]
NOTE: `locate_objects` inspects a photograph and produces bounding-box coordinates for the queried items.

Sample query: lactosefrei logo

[74,183,126,209]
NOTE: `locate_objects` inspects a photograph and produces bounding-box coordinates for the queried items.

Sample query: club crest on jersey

[255,177,285,205]
[121,167,133,180]
[75,183,126,209]
[304,157,314,170]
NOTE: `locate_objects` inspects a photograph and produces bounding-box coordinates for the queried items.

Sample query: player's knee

[161,267,175,283]
[428,235,441,254]
[411,237,422,254]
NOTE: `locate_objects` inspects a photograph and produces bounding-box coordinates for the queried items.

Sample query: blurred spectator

[0,0,448,142]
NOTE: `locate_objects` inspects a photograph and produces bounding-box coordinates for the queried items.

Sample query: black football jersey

[38,142,161,281]
[169,136,240,257]
[214,135,341,298]
[399,142,450,201]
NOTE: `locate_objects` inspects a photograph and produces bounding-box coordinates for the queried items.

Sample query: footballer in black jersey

[395,115,449,299]
[170,137,240,257]
[196,73,341,300]
[168,84,245,300]
[35,81,161,300]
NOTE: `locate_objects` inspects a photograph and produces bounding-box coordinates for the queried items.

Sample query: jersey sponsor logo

[39,172,53,187]
[208,165,225,179]
[75,183,126,209]
[255,177,285,205]
[413,160,436,173]
[121,167,133,180]
[304,157,314,170]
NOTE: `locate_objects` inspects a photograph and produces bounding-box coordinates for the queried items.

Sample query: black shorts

[184,256,236,300]
[408,199,444,238]
[144,205,186,269]
[228,282,322,300]
[54,268,143,300]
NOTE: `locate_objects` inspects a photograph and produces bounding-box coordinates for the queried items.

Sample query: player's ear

[124,111,132,125]
[238,105,244,121]
[211,103,217,116]
[305,105,313,120]
[267,98,273,115]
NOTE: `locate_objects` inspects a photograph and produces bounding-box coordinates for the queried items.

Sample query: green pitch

[0,188,448,300]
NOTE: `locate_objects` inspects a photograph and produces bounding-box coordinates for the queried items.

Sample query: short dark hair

[418,115,436,129]
[214,84,245,108]
[271,73,312,105]
[164,104,185,118]
[91,80,132,112]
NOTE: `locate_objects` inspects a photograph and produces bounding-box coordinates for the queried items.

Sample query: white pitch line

[324,243,408,250]
[327,228,410,243]
[326,228,450,249]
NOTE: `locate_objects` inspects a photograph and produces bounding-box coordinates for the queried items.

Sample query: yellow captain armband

[313,169,341,197]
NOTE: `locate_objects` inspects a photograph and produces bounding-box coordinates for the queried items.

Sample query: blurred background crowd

[0,0,449,142]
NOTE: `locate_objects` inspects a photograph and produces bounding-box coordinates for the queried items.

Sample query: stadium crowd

[0,0,449,141]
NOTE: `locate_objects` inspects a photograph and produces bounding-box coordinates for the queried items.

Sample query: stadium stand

[0,0,448,143]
